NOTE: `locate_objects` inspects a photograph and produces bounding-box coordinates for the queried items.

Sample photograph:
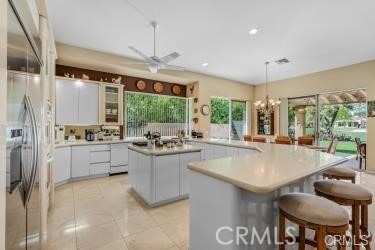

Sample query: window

[210,97,248,140]
[125,92,188,137]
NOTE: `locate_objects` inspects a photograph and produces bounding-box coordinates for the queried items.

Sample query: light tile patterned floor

[46,172,375,250]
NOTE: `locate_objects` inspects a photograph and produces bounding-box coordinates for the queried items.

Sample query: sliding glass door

[210,97,248,140]
[287,89,367,154]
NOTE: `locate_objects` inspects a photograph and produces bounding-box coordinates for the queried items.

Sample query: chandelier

[254,62,281,114]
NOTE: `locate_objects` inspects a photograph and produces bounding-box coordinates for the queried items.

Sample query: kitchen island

[187,141,347,250]
[128,144,202,207]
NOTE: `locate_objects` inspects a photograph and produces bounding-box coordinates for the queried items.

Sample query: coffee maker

[85,129,95,141]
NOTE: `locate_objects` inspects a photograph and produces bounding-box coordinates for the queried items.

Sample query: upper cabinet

[55,78,99,125]
[101,83,123,125]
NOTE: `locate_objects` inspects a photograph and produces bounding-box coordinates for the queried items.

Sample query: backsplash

[64,125,102,140]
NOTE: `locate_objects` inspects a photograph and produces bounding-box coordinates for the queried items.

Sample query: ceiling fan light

[149,65,158,73]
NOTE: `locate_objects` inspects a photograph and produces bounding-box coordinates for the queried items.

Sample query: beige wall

[55,43,255,137]
[253,60,375,172]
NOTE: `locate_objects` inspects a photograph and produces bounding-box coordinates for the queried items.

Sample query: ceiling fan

[127,21,184,73]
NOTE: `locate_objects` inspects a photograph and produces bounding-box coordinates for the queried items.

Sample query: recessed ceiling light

[249,28,258,35]
[202,62,209,67]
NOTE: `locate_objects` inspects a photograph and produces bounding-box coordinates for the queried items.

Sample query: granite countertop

[188,140,347,193]
[128,144,203,156]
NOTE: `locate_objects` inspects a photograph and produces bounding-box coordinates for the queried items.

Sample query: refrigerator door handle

[23,95,39,205]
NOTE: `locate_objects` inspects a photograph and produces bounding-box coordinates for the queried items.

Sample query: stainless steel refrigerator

[6,0,43,249]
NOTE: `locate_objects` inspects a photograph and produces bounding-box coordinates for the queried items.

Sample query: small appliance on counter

[55,125,65,144]
[67,129,76,142]
[191,130,203,138]
[85,129,95,141]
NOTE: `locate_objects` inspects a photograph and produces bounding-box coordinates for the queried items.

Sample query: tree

[210,98,229,124]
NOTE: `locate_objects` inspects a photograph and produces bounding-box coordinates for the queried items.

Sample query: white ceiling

[46,0,375,85]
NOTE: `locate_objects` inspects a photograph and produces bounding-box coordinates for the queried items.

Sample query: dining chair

[298,136,314,146]
[243,135,252,141]
[253,136,267,143]
[275,137,292,145]
[355,137,362,160]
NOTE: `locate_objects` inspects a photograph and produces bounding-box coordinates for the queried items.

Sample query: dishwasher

[110,143,129,174]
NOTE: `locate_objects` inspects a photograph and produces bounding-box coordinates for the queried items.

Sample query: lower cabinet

[128,149,203,206]
[155,155,180,202]
[71,146,90,178]
[90,162,110,175]
[180,152,201,196]
[54,147,71,183]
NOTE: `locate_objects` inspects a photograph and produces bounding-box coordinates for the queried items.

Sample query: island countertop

[128,144,203,156]
[188,141,347,193]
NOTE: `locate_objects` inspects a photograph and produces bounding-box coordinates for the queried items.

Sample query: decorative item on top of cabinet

[82,73,90,80]
[171,84,181,95]
[112,76,122,84]
[153,82,164,93]
[201,104,210,116]
[136,80,146,90]
[101,83,124,125]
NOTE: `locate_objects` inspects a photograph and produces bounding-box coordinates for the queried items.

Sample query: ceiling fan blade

[128,46,153,63]
[162,64,185,71]
[120,61,148,65]
[160,52,180,64]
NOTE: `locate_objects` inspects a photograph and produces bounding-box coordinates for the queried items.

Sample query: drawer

[90,151,110,163]
[90,144,110,152]
[90,162,110,175]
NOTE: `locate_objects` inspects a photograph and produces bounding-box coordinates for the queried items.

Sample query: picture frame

[368,100,375,117]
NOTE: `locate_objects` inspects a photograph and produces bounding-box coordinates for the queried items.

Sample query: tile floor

[46,172,375,250]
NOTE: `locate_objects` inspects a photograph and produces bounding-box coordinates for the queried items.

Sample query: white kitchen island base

[128,145,202,207]
[189,171,321,250]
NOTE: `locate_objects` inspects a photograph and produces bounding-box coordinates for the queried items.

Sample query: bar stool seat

[279,193,349,226]
[323,166,356,183]
[314,180,373,249]
[314,180,372,201]
[279,193,349,250]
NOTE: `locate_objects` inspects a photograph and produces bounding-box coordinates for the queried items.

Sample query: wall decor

[194,97,198,103]
[189,85,195,95]
[112,76,122,84]
[172,84,181,95]
[82,73,90,80]
[153,82,164,93]
[201,104,210,116]
[368,100,375,117]
[136,80,147,91]
[56,65,186,97]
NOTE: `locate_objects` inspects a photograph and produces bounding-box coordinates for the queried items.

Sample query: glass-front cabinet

[101,83,124,125]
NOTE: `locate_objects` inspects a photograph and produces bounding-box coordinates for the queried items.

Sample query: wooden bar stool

[323,166,356,183]
[297,136,314,146]
[314,180,373,249]
[275,138,292,145]
[279,193,349,250]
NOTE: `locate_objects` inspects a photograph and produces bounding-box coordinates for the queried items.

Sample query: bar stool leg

[279,209,286,250]
[298,226,305,250]
[352,203,360,250]
[337,231,347,250]
[316,226,327,250]
[361,205,371,250]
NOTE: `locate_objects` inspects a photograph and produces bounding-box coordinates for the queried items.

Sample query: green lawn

[320,140,358,154]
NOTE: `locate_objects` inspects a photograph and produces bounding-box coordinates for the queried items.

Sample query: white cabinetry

[213,145,227,159]
[128,149,138,188]
[54,147,71,184]
[180,152,201,196]
[110,143,129,173]
[78,81,99,124]
[56,79,79,125]
[55,78,99,125]
[155,155,180,202]
[71,146,90,178]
